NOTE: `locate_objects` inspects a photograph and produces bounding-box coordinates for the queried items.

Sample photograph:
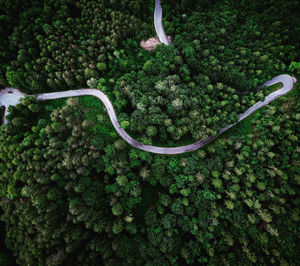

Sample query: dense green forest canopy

[0,0,299,265]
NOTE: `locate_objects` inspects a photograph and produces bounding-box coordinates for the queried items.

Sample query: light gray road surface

[0,0,297,154]
[35,74,295,154]
[154,0,170,45]
[0,77,296,154]
[0,88,25,124]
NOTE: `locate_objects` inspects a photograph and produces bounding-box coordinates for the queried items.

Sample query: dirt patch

[141,36,172,51]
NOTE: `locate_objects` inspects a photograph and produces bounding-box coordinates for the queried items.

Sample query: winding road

[0,75,296,154]
[154,0,170,45]
[0,1,297,154]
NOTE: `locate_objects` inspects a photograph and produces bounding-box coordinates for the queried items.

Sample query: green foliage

[146,125,157,137]
[112,203,123,216]
[96,62,107,71]
[120,120,129,129]
[6,71,24,88]
[0,254,9,266]
[0,0,299,265]
[0,0,147,92]
[289,61,300,75]
[143,60,153,73]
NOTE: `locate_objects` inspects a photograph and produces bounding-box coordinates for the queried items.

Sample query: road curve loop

[33,74,295,154]
[0,2,297,154]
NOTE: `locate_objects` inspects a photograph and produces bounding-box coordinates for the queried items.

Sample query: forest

[0,0,299,265]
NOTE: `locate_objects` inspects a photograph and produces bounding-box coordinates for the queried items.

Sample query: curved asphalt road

[0,1,297,154]
[0,75,296,154]
[31,74,295,154]
[154,0,170,45]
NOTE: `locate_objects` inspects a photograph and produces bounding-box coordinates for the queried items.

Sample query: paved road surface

[154,0,170,45]
[0,0,297,154]
[0,83,296,154]
[33,74,295,154]
[0,88,25,124]
[0,76,296,154]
